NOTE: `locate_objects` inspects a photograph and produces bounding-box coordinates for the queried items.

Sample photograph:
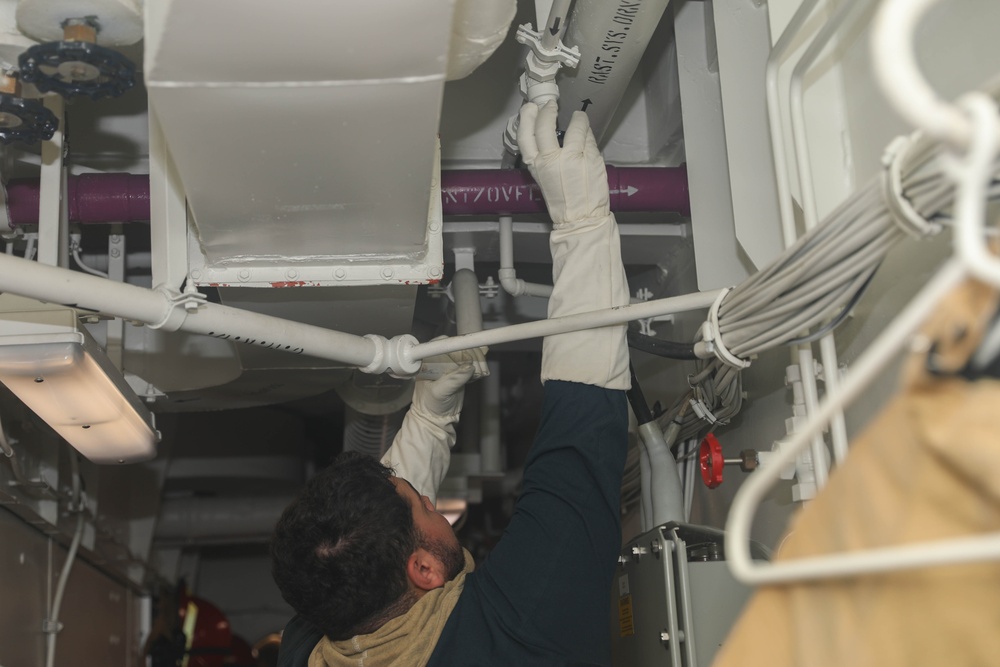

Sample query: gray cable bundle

[655,125,1000,445]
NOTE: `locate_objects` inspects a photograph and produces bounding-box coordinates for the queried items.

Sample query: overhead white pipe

[0,248,720,378]
[497,215,553,298]
[538,0,572,51]
[412,289,722,361]
[0,252,377,367]
[452,268,485,335]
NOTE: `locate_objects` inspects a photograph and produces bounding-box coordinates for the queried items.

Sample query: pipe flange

[514,23,580,72]
[358,334,421,377]
[385,334,421,378]
[359,334,388,375]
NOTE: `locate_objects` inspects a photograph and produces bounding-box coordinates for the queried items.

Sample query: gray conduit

[557,0,673,142]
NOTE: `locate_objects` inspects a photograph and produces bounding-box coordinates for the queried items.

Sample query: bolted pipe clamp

[515,24,580,78]
[148,284,207,332]
[358,334,421,377]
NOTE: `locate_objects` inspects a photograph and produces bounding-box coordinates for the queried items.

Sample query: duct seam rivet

[190,270,201,280]
[238,269,250,282]
[428,266,441,278]
[381,267,394,280]
[334,268,347,280]
[287,269,298,280]
[429,220,441,232]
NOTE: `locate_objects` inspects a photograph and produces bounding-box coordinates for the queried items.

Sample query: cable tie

[689,398,717,425]
[880,134,943,238]
[700,288,752,370]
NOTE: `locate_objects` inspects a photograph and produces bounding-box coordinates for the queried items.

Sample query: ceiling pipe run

[441,165,689,216]
[154,494,293,545]
[4,173,150,228]
[0,252,379,368]
[556,0,674,143]
[2,166,689,227]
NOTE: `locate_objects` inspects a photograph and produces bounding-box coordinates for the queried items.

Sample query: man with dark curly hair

[272,100,630,667]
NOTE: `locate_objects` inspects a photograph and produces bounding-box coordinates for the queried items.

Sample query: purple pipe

[6,173,150,226]
[441,165,689,216]
[3,166,689,226]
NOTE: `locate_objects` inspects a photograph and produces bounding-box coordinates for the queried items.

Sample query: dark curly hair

[270,452,417,640]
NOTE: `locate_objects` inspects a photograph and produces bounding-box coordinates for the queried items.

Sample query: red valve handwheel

[699,433,724,489]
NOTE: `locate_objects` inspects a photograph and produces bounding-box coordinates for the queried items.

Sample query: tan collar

[309,549,475,667]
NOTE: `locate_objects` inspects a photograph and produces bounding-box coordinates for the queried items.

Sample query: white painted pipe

[638,421,684,526]
[0,252,377,367]
[411,289,722,360]
[497,215,553,298]
[480,359,502,474]
[556,0,673,142]
[539,0,572,50]
[452,268,485,336]
[637,438,652,532]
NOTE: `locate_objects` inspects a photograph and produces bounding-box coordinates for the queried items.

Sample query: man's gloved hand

[380,348,484,503]
[517,100,631,390]
[519,101,611,228]
[410,360,476,426]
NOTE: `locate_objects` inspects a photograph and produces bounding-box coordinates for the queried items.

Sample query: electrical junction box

[610,523,761,667]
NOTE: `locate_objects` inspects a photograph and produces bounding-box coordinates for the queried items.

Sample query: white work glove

[380,348,484,503]
[518,101,631,390]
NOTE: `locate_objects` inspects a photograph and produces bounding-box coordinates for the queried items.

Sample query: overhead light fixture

[0,297,158,464]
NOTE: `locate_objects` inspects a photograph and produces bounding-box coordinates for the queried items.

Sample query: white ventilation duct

[0,0,33,71]
[446,0,517,81]
[155,494,293,545]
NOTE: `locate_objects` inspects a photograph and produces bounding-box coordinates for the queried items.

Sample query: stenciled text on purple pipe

[3,166,689,225]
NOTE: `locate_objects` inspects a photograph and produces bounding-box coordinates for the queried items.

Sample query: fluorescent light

[0,303,158,464]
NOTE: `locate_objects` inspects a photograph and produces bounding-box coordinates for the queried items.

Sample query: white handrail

[787,0,874,471]
[871,0,974,151]
[725,256,965,583]
[410,289,722,361]
[726,87,1000,584]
